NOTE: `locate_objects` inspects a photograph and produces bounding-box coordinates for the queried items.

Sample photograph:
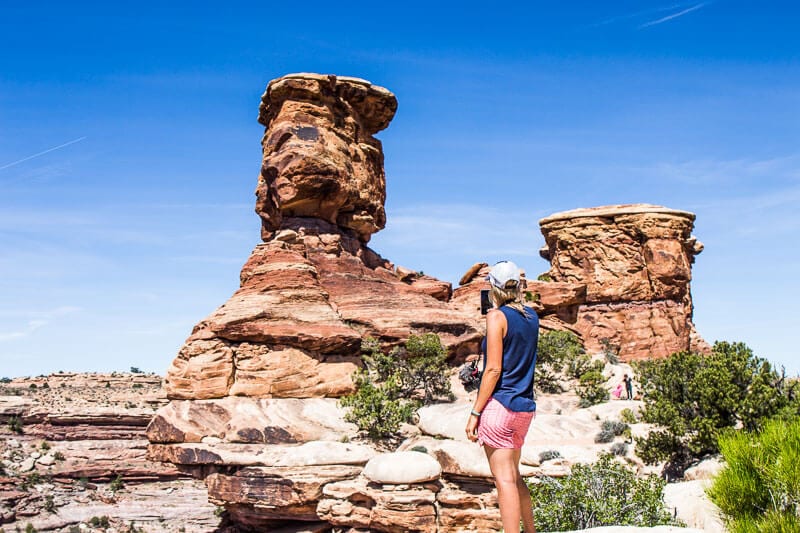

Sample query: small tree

[339,373,417,439]
[537,330,584,369]
[341,334,451,439]
[577,370,609,408]
[634,341,799,477]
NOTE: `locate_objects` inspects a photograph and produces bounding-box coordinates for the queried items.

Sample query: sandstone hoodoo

[164,73,483,403]
[148,73,488,531]
[535,204,709,360]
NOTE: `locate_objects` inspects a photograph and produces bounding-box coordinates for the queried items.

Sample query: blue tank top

[481,305,539,412]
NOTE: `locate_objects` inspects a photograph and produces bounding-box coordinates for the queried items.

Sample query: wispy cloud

[0,306,81,342]
[0,137,86,172]
[588,3,685,28]
[641,154,800,185]
[639,2,710,28]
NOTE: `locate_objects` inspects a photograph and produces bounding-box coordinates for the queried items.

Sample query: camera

[480,289,491,315]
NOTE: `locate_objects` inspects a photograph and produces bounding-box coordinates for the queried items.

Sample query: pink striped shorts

[477,397,535,449]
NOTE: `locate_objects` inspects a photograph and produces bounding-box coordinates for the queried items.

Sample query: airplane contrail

[0,136,87,171]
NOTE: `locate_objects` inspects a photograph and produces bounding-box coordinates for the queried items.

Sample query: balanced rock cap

[487,260,520,289]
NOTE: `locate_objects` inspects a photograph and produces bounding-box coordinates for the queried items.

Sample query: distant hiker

[465,261,539,533]
[623,374,633,400]
[612,381,624,399]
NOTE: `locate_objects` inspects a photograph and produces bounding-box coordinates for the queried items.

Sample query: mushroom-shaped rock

[363,450,442,484]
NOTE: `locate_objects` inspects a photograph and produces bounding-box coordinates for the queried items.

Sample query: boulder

[362,451,441,484]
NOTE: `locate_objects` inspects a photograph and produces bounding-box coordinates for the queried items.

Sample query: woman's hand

[465,413,479,442]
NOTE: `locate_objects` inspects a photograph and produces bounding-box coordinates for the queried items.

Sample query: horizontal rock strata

[534,204,708,360]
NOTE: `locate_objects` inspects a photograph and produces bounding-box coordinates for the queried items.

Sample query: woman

[465,260,539,533]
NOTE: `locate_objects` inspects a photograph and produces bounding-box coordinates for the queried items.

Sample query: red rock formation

[150,74,486,531]
[536,204,709,360]
[163,74,482,402]
[147,74,712,532]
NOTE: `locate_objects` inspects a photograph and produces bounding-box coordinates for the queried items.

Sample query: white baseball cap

[487,260,520,289]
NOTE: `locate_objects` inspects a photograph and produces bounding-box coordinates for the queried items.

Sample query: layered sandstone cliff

[146,74,711,531]
[536,204,709,360]
[163,74,482,403]
[148,74,490,531]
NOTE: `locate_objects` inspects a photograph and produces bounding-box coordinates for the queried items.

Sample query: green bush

[577,370,609,408]
[535,365,563,394]
[361,334,452,404]
[537,330,584,369]
[397,333,453,403]
[610,442,628,456]
[537,273,552,282]
[342,335,453,439]
[8,416,23,435]
[707,417,800,532]
[634,342,799,475]
[529,454,678,531]
[340,374,417,439]
[602,420,629,436]
[110,474,124,492]
[539,450,562,462]
[619,407,638,424]
[88,516,110,528]
[565,354,601,380]
[595,429,615,443]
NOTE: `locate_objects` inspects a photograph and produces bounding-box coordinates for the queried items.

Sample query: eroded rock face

[150,74,485,531]
[537,204,709,360]
[256,73,397,243]
[163,75,481,402]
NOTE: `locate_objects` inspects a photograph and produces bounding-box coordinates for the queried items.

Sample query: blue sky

[1,1,798,377]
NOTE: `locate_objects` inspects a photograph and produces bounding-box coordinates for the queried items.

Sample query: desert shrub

[0,377,10,383]
[577,370,609,408]
[340,374,416,439]
[602,420,629,436]
[342,336,451,439]
[565,354,599,380]
[53,451,65,461]
[537,330,584,369]
[619,407,638,424]
[594,429,615,443]
[610,442,628,456]
[109,474,124,492]
[396,333,453,403]
[535,365,563,394]
[410,445,428,453]
[130,367,142,373]
[529,454,677,531]
[44,494,56,513]
[634,341,799,475]
[361,334,452,404]
[707,417,800,532]
[537,273,552,282]
[40,441,50,451]
[8,416,23,434]
[539,450,562,462]
[527,291,541,303]
[88,516,110,528]
[25,524,37,533]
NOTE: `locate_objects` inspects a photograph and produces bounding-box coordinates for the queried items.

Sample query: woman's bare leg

[485,446,536,533]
